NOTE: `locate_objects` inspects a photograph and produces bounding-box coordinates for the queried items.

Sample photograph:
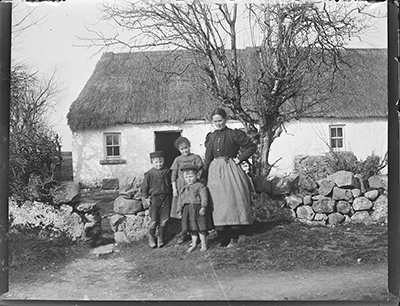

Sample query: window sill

[100,159,126,165]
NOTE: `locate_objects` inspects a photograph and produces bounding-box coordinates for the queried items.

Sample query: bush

[324,151,359,173]
[356,153,387,180]
[9,198,84,240]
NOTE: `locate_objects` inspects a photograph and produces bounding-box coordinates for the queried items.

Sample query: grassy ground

[8,190,388,285]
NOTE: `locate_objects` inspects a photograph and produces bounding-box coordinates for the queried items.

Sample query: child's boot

[157,226,165,248]
[148,234,156,248]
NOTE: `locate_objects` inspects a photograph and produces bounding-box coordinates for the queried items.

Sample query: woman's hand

[172,186,178,197]
[233,158,241,165]
[199,207,206,216]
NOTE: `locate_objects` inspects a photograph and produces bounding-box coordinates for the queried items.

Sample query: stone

[371,195,388,223]
[351,211,373,225]
[332,187,353,201]
[84,212,102,224]
[118,175,137,191]
[303,195,313,206]
[285,195,303,209]
[327,171,358,188]
[314,213,328,221]
[113,196,143,215]
[317,179,335,196]
[352,197,373,211]
[336,201,352,215]
[92,243,114,256]
[297,175,318,193]
[311,195,325,201]
[312,197,335,214]
[328,212,345,225]
[343,215,352,224]
[53,182,82,205]
[114,231,129,244]
[109,214,126,232]
[368,175,388,190]
[123,214,151,241]
[102,179,119,190]
[364,190,379,201]
[296,205,315,220]
[75,201,100,213]
[354,174,367,193]
[351,189,362,198]
[271,177,293,196]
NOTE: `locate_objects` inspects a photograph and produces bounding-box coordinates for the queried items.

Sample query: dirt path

[1,251,388,301]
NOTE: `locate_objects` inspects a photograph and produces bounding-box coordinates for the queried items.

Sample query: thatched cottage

[67,48,387,186]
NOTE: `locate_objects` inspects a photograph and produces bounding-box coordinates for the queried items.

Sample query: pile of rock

[280,171,388,226]
[53,182,103,246]
[109,177,151,244]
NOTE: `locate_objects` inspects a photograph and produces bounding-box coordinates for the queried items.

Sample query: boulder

[119,175,137,191]
[303,195,313,206]
[113,196,143,215]
[75,201,100,213]
[327,171,358,188]
[271,177,293,196]
[327,212,345,225]
[364,190,379,201]
[336,200,352,215]
[92,244,114,256]
[317,179,335,196]
[351,211,373,225]
[312,197,335,214]
[332,187,353,201]
[296,205,315,220]
[371,195,388,223]
[114,231,130,244]
[298,219,326,226]
[351,189,362,198]
[354,174,367,193]
[314,213,328,221]
[102,179,119,190]
[368,175,388,190]
[53,182,82,205]
[352,197,373,211]
[123,214,151,241]
[285,195,303,210]
[109,214,126,232]
[297,174,318,192]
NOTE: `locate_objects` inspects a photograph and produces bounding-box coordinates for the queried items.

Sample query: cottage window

[100,133,126,165]
[329,125,344,150]
[105,133,121,158]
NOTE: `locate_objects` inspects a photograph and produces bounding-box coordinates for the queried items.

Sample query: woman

[203,108,257,247]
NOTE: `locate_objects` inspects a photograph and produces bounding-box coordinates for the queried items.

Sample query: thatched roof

[67,48,387,132]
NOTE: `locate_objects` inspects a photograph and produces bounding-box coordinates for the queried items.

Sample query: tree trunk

[259,130,274,177]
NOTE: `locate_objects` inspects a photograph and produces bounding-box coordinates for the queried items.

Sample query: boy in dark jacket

[141,151,172,248]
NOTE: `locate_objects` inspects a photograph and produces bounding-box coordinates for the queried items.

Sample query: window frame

[329,124,345,151]
[103,132,122,160]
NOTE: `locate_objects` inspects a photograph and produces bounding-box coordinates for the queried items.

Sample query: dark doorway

[154,131,181,168]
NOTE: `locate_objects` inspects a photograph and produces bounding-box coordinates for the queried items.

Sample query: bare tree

[85,0,381,176]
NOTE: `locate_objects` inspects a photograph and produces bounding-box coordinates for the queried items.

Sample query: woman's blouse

[204,126,257,171]
[170,153,203,182]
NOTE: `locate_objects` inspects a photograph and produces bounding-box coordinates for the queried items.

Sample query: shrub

[356,153,387,180]
[324,150,359,173]
[9,198,84,239]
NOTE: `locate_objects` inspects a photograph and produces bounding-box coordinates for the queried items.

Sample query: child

[170,136,203,244]
[178,163,213,253]
[141,151,172,248]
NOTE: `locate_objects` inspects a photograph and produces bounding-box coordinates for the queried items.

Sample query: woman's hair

[174,136,191,149]
[211,107,227,119]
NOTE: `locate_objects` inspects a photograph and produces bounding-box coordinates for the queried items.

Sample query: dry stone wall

[279,171,388,226]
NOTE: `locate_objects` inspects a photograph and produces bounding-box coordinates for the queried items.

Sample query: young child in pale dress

[170,137,203,244]
[178,163,213,253]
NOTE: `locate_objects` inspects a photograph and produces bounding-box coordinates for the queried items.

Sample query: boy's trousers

[149,193,171,235]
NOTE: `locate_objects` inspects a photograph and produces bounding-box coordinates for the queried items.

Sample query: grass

[7,190,388,285]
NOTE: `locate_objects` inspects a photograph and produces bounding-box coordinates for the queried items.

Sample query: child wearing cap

[178,163,213,253]
[141,151,172,248]
[170,136,204,244]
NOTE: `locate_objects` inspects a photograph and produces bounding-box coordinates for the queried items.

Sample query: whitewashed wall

[71,117,387,185]
[269,117,388,176]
